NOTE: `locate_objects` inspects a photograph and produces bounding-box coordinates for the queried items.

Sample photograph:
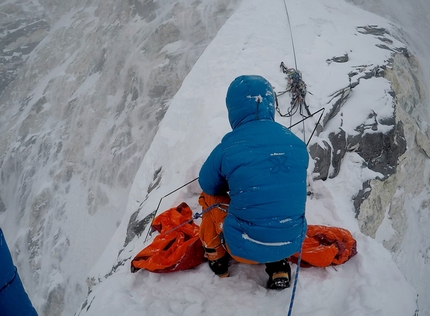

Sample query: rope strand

[283,0,298,69]
[282,2,308,315]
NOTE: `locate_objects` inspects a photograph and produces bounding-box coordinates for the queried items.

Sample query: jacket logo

[269,153,289,173]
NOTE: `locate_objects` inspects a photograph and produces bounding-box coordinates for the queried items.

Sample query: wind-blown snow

[1,1,241,315]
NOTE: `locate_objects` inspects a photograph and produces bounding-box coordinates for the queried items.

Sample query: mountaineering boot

[265,258,292,290]
[267,272,290,290]
[208,253,230,278]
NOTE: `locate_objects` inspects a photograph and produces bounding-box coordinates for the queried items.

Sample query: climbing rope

[287,223,306,316]
[277,0,315,145]
[282,0,298,69]
[280,1,311,315]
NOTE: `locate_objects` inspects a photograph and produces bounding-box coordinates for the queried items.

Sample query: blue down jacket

[0,228,38,315]
[199,75,309,263]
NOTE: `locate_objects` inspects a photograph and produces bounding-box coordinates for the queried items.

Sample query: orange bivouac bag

[131,202,206,273]
[290,225,358,268]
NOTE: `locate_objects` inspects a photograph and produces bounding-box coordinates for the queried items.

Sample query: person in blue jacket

[198,75,309,289]
[1,228,38,315]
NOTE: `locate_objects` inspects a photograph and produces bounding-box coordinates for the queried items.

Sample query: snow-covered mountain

[1,0,429,315]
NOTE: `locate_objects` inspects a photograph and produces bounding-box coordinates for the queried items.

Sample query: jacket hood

[225,75,276,129]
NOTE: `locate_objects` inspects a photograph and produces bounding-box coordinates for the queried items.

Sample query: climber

[198,75,309,289]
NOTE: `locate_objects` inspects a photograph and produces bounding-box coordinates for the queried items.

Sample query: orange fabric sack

[131,202,205,273]
[290,225,357,267]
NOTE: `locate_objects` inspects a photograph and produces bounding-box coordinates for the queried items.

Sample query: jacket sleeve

[0,229,38,316]
[198,144,229,195]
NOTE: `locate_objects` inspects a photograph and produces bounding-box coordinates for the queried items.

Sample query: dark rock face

[353,119,406,177]
[124,209,157,248]
[310,117,406,182]
[0,5,50,98]
[309,140,332,181]
[309,26,408,215]
[329,129,348,179]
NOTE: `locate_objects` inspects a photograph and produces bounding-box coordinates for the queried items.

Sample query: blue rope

[287,223,306,316]
[279,9,308,312]
[287,249,302,316]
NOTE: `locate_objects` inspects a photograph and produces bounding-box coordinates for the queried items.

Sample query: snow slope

[77,1,423,315]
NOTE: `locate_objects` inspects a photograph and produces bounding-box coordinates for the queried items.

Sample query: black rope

[305,108,325,146]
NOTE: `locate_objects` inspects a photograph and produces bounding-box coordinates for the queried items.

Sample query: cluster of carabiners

[277,62,312,118]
